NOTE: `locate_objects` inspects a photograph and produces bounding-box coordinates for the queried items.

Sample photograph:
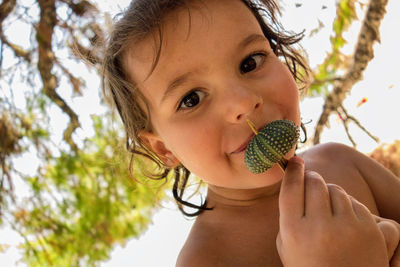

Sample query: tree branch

[313,0,389,145]
[0,32,32,62]
[337,108,357,147]
[336,105,380,148]
[0,0,16,23]
[0,1,29,62]
[37,0,80,151]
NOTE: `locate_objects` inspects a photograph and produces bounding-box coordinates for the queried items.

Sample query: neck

[206,180,282,207]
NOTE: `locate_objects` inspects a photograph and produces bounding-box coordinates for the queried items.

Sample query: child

[102,0,400,266]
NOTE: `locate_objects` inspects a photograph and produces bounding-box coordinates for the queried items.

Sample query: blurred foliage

[370,140,400,178]
[309,0,358,95]
[14,115,168,266]
[0,0,169,266]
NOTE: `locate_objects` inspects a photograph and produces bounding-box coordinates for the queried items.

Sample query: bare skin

[176,143,400,266]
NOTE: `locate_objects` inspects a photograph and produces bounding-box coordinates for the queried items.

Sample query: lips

[232,132,256,154]
[231,122,272,154]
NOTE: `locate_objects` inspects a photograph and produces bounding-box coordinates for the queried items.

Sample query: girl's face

[125,0,301,190]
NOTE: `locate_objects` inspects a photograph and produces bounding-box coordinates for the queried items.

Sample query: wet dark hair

[102,0,310,216]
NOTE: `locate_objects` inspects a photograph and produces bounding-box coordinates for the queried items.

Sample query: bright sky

[1,0,400,266]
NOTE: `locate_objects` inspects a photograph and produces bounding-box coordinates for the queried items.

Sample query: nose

[223,85,263,124]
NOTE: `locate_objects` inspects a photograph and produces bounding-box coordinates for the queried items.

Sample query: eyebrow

[160,33,267,104]
[161,71,194,104]
[238,33,268,49]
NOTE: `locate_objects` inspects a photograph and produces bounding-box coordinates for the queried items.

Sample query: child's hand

[276,156,389,267]
[374,215,400,267]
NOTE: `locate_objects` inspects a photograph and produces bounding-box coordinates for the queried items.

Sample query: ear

[139,131,180,168]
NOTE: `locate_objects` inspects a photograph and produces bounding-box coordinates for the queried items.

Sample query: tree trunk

[313,0,389,144]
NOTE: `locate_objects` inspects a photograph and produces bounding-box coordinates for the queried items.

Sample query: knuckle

[381,218,400,230]
[385,218,400,231]
[326,183,345,192]
[305,171,325,188]
[351,197,372,215]
[327,183,349,199]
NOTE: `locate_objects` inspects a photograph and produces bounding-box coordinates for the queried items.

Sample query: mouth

[231,132,256,154]
[231,121,273,154]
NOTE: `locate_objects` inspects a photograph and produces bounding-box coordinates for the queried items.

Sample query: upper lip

[231,123,267,154]
[232,132,256,154]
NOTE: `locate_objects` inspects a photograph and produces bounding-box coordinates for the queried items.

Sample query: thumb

[279,156,305,222]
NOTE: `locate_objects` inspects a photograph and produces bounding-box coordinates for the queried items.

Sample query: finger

[304,171,331,218]
[279,156,305,221]
[375,216,400,267]
[349,195,373,221]
[373,215,400,227]
[378,221,400,261]
[327,183,353,216]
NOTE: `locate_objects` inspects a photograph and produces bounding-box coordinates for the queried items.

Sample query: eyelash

[176,52,267,111]
[177,89,206,111]
[240,52,267,74]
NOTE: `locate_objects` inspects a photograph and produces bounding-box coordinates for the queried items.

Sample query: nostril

[236,103,260,121]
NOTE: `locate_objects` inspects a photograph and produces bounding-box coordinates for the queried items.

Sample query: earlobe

[138,131,180,168]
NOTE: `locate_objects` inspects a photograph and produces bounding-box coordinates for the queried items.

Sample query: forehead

[124,0,264,95]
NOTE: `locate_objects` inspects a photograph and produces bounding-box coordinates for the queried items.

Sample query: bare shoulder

[175,241,208,267]
[299,142,400,222]
[300,142,375,173]
[299,142,377,212]
[299,142,366,184]
[299,142,355,163]
[175,219,218,267]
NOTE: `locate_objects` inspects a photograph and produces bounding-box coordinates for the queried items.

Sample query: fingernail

[289,156,304,165]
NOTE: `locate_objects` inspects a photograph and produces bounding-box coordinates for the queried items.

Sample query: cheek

[274,66,300,115]
[159,119,219,166]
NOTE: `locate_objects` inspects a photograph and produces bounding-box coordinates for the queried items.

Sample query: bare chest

[192,200,284,266]
[219,219,283,266]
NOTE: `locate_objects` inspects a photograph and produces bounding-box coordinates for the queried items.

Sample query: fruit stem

[277,158,288,172]
[246,119,259,135]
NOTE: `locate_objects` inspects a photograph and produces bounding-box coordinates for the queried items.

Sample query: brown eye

[240,53,265,73]
[178,90,206,110]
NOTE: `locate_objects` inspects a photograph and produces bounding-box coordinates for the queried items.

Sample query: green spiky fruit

[244,119,299,174]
